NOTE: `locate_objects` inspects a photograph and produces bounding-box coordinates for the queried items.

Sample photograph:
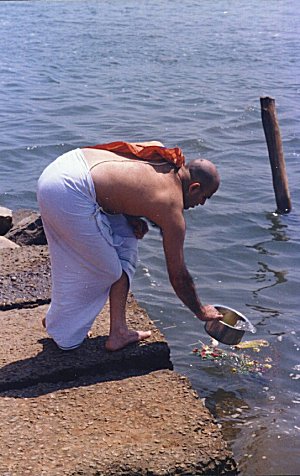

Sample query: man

[37,141,222,352]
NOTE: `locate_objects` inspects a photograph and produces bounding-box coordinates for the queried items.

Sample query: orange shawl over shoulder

[85,141,185,169]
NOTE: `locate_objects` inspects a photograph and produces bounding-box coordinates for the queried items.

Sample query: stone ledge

[0,370,236,476]
[0,243,237,474]
[0,298,172,392]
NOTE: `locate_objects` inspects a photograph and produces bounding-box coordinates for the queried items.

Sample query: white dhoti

[37,148,138,350]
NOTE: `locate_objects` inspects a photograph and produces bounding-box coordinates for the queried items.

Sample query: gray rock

[11,208,37,227]
[0,206,13,235]
[0,236,20,250]
[6,211,47,246]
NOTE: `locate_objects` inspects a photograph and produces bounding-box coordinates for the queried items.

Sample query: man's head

[182,158,220,210]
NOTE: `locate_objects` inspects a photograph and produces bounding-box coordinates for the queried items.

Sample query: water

[1,1,299,474]
[233,319,256,333]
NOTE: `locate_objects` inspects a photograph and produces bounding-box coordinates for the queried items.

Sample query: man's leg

[105,272,151,351]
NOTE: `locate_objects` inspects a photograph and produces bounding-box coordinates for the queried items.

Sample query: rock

[11,209,37,227]
[0,206,13,235]
[6,211,47,246]
[0,236,20,250]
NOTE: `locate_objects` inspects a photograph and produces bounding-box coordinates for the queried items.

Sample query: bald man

[38,141,222,352]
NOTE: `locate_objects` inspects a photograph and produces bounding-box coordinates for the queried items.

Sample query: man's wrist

[195,306,205,319]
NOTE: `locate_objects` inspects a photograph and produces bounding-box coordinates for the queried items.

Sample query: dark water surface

[1,1,299,474]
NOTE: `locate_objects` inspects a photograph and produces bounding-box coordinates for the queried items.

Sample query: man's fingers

[199,305,223,321]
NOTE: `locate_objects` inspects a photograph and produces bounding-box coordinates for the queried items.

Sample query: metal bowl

[204,305,251,345]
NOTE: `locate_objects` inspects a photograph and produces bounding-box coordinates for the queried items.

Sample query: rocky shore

[0,207,237,475]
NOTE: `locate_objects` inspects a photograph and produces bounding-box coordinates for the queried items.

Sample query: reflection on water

[251,262,287,298]
[249,213,289,300]
[266,212,289,242]
[246,304,281,324]
[246,212,289,255]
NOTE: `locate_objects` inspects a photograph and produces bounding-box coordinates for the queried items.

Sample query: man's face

[185,182,217,210]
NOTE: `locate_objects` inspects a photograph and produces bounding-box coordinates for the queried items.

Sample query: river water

[0,1,299,474]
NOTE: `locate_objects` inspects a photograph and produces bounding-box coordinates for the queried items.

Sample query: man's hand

[125,216,149,239]
[197,305,223,322]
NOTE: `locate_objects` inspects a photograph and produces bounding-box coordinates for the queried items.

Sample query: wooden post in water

[260,96,292,214]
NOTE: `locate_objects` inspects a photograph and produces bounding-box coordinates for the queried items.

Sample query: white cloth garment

[37,148,138,350]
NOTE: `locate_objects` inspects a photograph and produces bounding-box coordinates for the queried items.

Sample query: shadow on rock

[0,336,172,398]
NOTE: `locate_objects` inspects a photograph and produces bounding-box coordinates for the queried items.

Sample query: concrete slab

[0,297,172,392]
[0,370,236,475]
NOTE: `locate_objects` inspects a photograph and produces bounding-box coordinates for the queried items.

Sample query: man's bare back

[82,147,183,227]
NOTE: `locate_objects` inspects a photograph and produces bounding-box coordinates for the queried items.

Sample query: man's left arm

[125,215,149,239]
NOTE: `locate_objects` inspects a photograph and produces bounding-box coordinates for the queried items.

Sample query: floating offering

[234,339,269,352]
[204,305,256,345]
[193,340,272,376]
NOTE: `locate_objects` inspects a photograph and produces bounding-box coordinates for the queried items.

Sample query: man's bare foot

[105,328,152,352]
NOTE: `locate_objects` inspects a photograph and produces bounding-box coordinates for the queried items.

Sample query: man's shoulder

[150,188,184,229]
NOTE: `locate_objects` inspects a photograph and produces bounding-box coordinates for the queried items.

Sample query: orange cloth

[85,141,185,168]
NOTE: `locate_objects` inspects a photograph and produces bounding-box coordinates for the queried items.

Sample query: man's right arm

[161,212,222,321]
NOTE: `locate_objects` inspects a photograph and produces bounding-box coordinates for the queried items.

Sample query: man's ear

[189,182,201,194]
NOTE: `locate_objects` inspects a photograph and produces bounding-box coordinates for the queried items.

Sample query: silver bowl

[204,305,252,345]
